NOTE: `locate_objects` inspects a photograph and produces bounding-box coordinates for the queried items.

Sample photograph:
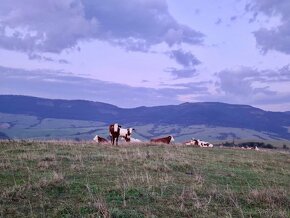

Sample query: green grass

[0,141,289,217]
[0,113,105,140]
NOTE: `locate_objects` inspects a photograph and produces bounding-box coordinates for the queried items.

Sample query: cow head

[93,135,99,142]
[169,135,175,142]
[127,128,134,136]
[113,123,120,132]
[124,136,131,142]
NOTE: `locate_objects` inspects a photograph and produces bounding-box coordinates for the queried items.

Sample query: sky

[1,0,290,111]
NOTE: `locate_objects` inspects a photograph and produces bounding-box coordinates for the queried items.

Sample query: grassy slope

[0,141,289,217]
[0,113,103,140]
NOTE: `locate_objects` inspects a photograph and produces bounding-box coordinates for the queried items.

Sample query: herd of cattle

[93,123,214,147]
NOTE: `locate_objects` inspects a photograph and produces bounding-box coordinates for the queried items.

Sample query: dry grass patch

[247,188,289,207]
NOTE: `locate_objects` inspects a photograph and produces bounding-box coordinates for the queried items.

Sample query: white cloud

[0,0,204,54]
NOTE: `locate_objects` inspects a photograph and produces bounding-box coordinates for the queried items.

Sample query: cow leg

[116,137,118,146]
[112,136,115,145]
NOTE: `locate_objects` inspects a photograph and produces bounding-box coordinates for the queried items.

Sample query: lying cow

[185,138,213,147]
[130,138,142,143]
[120,137,142,143]
[150,135,174,144]
[93,135,109,144]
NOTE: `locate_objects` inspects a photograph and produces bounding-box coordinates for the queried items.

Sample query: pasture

[0,140,289,217]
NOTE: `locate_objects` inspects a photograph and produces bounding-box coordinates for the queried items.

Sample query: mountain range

[0,95,290,142]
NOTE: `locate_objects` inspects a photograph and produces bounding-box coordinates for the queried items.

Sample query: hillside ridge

[1,95,290,140]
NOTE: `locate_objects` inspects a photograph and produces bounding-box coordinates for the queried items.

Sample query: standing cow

[109,123,121,145]
[109,123,135,145]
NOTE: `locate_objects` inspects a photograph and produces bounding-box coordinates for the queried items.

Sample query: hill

[1,95,290,141]
[0,132,9,139]
[0,141,289,217]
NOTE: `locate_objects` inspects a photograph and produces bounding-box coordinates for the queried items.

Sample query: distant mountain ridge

[1,95,290,140]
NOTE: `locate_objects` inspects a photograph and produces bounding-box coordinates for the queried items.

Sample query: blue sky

[1,0,290,111]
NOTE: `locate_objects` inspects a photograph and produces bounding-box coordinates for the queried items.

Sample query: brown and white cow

[109,123,135,145]
[93,135,109,144]
[109,123,121,145]
[150,135,174,144]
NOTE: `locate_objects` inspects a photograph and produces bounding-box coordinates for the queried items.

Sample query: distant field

[2,112,290,145]
[0,113,102,140]
[0,141,289,217]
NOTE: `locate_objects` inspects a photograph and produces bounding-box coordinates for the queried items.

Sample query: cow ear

[133,128,135,131]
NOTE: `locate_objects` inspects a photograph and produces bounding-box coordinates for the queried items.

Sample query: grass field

[0,141,289,217]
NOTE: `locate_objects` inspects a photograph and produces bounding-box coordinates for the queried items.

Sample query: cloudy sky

[1,0,290,111]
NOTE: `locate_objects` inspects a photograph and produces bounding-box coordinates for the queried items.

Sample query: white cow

[185,138,213,147]
[119,127,134,141]
[130,137,142,143]
[120,137,142,143]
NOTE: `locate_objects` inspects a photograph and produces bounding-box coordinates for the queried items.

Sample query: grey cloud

[216,68,273,96]
[245,0,290,17]
[164,68,198,79]
[28,54,54,62]
[246,0,290,54]
[210,67,290,106]
[59,59,70,64]
[168,49,201,67]
[82,0,204,49]
[28,53,69,64]
[215,18,222,25]
[217,68,256,95]
[259,65,290,82]
[162,81,210,94]
[0,0,204,54]
[0,66,208,107]
[194,9,201,15]
[2,65,290,110]
[278,65,290,77]
[254,25,290,54]
[248,12,258,23]
[0,1,97,53]
[230,16,237,21]
[165,49,201,79]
